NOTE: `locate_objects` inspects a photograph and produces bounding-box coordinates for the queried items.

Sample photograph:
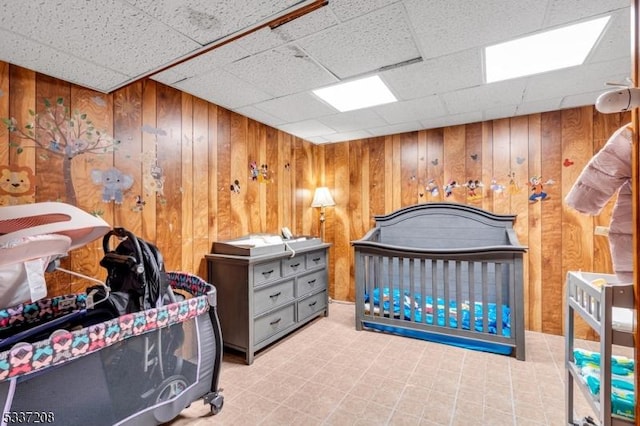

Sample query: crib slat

[495,263,503,337]
[482,262,489,333]
[409,258,416,322]
[469,262,476,333]
[443,261,450,327]
[431,259,438,326]
[420,259,427,325]
[456,261,462,330]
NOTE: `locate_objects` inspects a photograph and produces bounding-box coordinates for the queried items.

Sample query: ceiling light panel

[485,16,610,83]
[313,75,397,112]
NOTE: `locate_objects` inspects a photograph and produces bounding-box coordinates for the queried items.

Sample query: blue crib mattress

[366,287,511,336]
[364,287,512,355]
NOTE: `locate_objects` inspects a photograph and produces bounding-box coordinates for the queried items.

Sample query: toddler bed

[565,271,636,425]
[352,202,527,360]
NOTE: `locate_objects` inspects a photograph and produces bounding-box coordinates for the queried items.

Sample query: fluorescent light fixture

[313,75,397,112]
[485,16,610,83]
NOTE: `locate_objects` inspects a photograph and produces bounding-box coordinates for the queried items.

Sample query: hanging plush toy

[565,124,633,283]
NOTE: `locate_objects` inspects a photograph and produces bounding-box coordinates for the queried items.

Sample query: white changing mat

[612,307,636,333]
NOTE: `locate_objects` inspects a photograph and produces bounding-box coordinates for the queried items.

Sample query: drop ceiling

[0,0,631,144]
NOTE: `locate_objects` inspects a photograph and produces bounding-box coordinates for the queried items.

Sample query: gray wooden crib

[352,202,527,360]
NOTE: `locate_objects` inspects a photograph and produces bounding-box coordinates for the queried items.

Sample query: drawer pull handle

[312,257,321,262]
[269,292,281,299]
[307,279,316,285]
[270,317,282,326]
[290,263,300,268]
[308,301,317,307]
[262,270,274,276]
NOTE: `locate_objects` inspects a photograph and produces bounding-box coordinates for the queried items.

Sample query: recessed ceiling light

[485,16,610,83]
[313,75,397,112]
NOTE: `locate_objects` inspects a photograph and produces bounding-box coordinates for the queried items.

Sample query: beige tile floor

[166,301,617,426]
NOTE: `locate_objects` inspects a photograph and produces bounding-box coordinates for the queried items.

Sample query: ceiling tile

[223,43,338,97]
[123,0,303,45]
[441,80,527,115]
[152,42,251,85]
[317,109,388,133]
[544,0,629,26]
[269,6,339,44]
[382,49,484,101]
[278,120,336,138]
[482,104,518,121]
[405,0,548,59]
[367,121,424,138]
[253,92,336,122]
[297,3,421,79]
[233,105,287,127]
[587,9,630,64]
[373,96,447,125]
[0,0,201,89]
[327,0,399,21]
[561,90,614,110]
[175,69,272,109]
[514,98,563,116]
[0,28,130,92]
[321,130,372,143]
[523,57,631,103]
[420,111,484,131]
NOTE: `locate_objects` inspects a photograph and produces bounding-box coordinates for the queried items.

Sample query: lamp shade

[311,187,335,207]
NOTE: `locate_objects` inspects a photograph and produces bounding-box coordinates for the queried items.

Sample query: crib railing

[354,245,525,360]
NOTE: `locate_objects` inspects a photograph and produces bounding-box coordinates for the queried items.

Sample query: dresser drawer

[297,291,327,321]
[253,260,281,286]
[282,254,305,277]
[254,279,295,315]
[254,304,295,344]
[306,250,327,269]
[296,269,326,297]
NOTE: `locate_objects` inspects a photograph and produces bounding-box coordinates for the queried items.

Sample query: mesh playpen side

[0,272,223,426]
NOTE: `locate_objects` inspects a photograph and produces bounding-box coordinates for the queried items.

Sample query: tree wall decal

[2,97,119,205]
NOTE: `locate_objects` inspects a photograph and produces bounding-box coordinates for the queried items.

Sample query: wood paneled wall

[318,109,629,338]
[0,63,320,297]
[0,61,626,338]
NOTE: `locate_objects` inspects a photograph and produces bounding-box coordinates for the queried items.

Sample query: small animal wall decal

[443,180,459,198]
[563,158,574,167]
[463,179,483,200]
[426,179,439,197]
[230,179,241,194]
[132,195,146,212]
[527,176,555,203]
[470,153,478,161]
[431,158,439,166]
[516,156,525,164]
[0,165,36,205]
[250,161,271,183]
[507,171,520,194]
[490,179,505,194]
[91,167,134,204]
